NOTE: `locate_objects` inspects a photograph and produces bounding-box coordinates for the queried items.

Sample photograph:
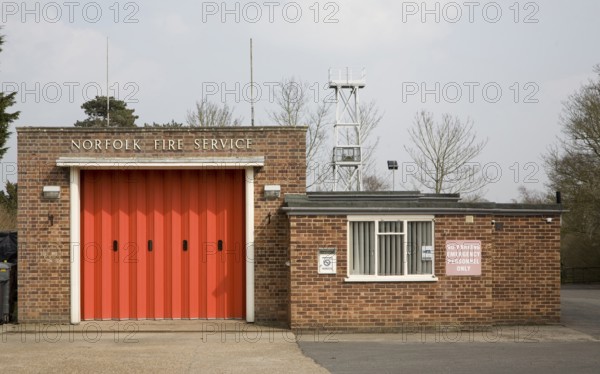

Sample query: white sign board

[318,248,336,274]
[422,246,434,261]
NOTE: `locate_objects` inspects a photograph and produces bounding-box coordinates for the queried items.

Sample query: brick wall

[288,214,561,331]
[17,127,306,323]
[17,131,72,322]
[491,216,561,324]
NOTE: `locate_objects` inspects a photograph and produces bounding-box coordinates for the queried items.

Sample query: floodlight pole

[387,160,398,191]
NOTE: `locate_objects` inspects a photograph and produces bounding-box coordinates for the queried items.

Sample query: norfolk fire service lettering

[71,139,142,151]
[70,138,253,152]
[445,240,482,276]
[193,138,252,150]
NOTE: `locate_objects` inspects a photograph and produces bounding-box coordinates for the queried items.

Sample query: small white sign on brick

[318,248,336,274]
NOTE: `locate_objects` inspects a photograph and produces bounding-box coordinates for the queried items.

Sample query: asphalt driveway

[561,283,600,339]
[298,284,600,374]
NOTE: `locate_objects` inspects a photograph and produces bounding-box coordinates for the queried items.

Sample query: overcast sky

[2,0,600,202]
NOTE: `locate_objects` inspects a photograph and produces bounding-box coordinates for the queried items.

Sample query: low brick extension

[285,195,561,331]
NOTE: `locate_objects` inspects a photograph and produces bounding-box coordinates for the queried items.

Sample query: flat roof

[283,192,563,216]
[16,126,307,134]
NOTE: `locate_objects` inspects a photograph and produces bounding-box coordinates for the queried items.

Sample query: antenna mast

[106,37,110,127]
[250,38,255,126]
[329,67,366,191]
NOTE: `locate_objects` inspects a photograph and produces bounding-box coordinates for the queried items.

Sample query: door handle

[113,240,118,252]
[148,240,153,252]
[183,240,188,251]
[218,240,223,251]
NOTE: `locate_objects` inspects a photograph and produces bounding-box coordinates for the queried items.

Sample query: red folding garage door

[80,169,245,320]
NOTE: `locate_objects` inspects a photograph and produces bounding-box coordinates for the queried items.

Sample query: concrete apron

[2,320,289,333]
[3,321,596,341]
[0,321,330,374]
[3,321,596,345]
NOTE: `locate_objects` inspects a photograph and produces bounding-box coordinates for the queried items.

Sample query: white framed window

[346,215,437,282]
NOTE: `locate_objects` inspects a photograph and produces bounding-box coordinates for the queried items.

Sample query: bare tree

[269,78,309,127]
[459,193,489,203]
[361,102,384,180]
[269,78,330,189]
[404,111,488,194]
[511,185,552,204]
[332,101,384,191]
[342,101,383,171]
[270,78,385,191]
[186,101,242,127]
[363,174,389,191]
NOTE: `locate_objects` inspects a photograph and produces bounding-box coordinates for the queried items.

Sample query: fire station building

[17,127,562,330]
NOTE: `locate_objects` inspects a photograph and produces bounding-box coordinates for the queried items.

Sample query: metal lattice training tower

[329,67,366,191]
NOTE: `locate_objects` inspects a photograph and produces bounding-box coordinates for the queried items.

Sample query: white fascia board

[56,156,265,169]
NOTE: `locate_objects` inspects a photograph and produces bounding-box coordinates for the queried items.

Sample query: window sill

[344,275,438,283]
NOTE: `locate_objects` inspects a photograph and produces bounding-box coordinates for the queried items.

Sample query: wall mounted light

[264,185,281,199]
[42,186,61,199]
[493,220,504,231]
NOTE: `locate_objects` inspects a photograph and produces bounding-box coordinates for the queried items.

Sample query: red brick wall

[491,216,561,324]
[17,127,306,323]
[288,214,561,331]
[17,132,72,322]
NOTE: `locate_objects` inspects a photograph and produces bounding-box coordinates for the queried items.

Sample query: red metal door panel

[133,171,147,319]
[81,172,96,319]
[229,170,245,318]
[188,171,200,318]
[181,171,191,318]
[117,171,130,319]
[152,170,165,319]
[171,171,183,319]
[81,169,245,320]
[205,170,218,318]
[101,171,114,320]
[198,171,209,318]
[222,170,245,318]
[162,171,172,318]
[216,171,226,318]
